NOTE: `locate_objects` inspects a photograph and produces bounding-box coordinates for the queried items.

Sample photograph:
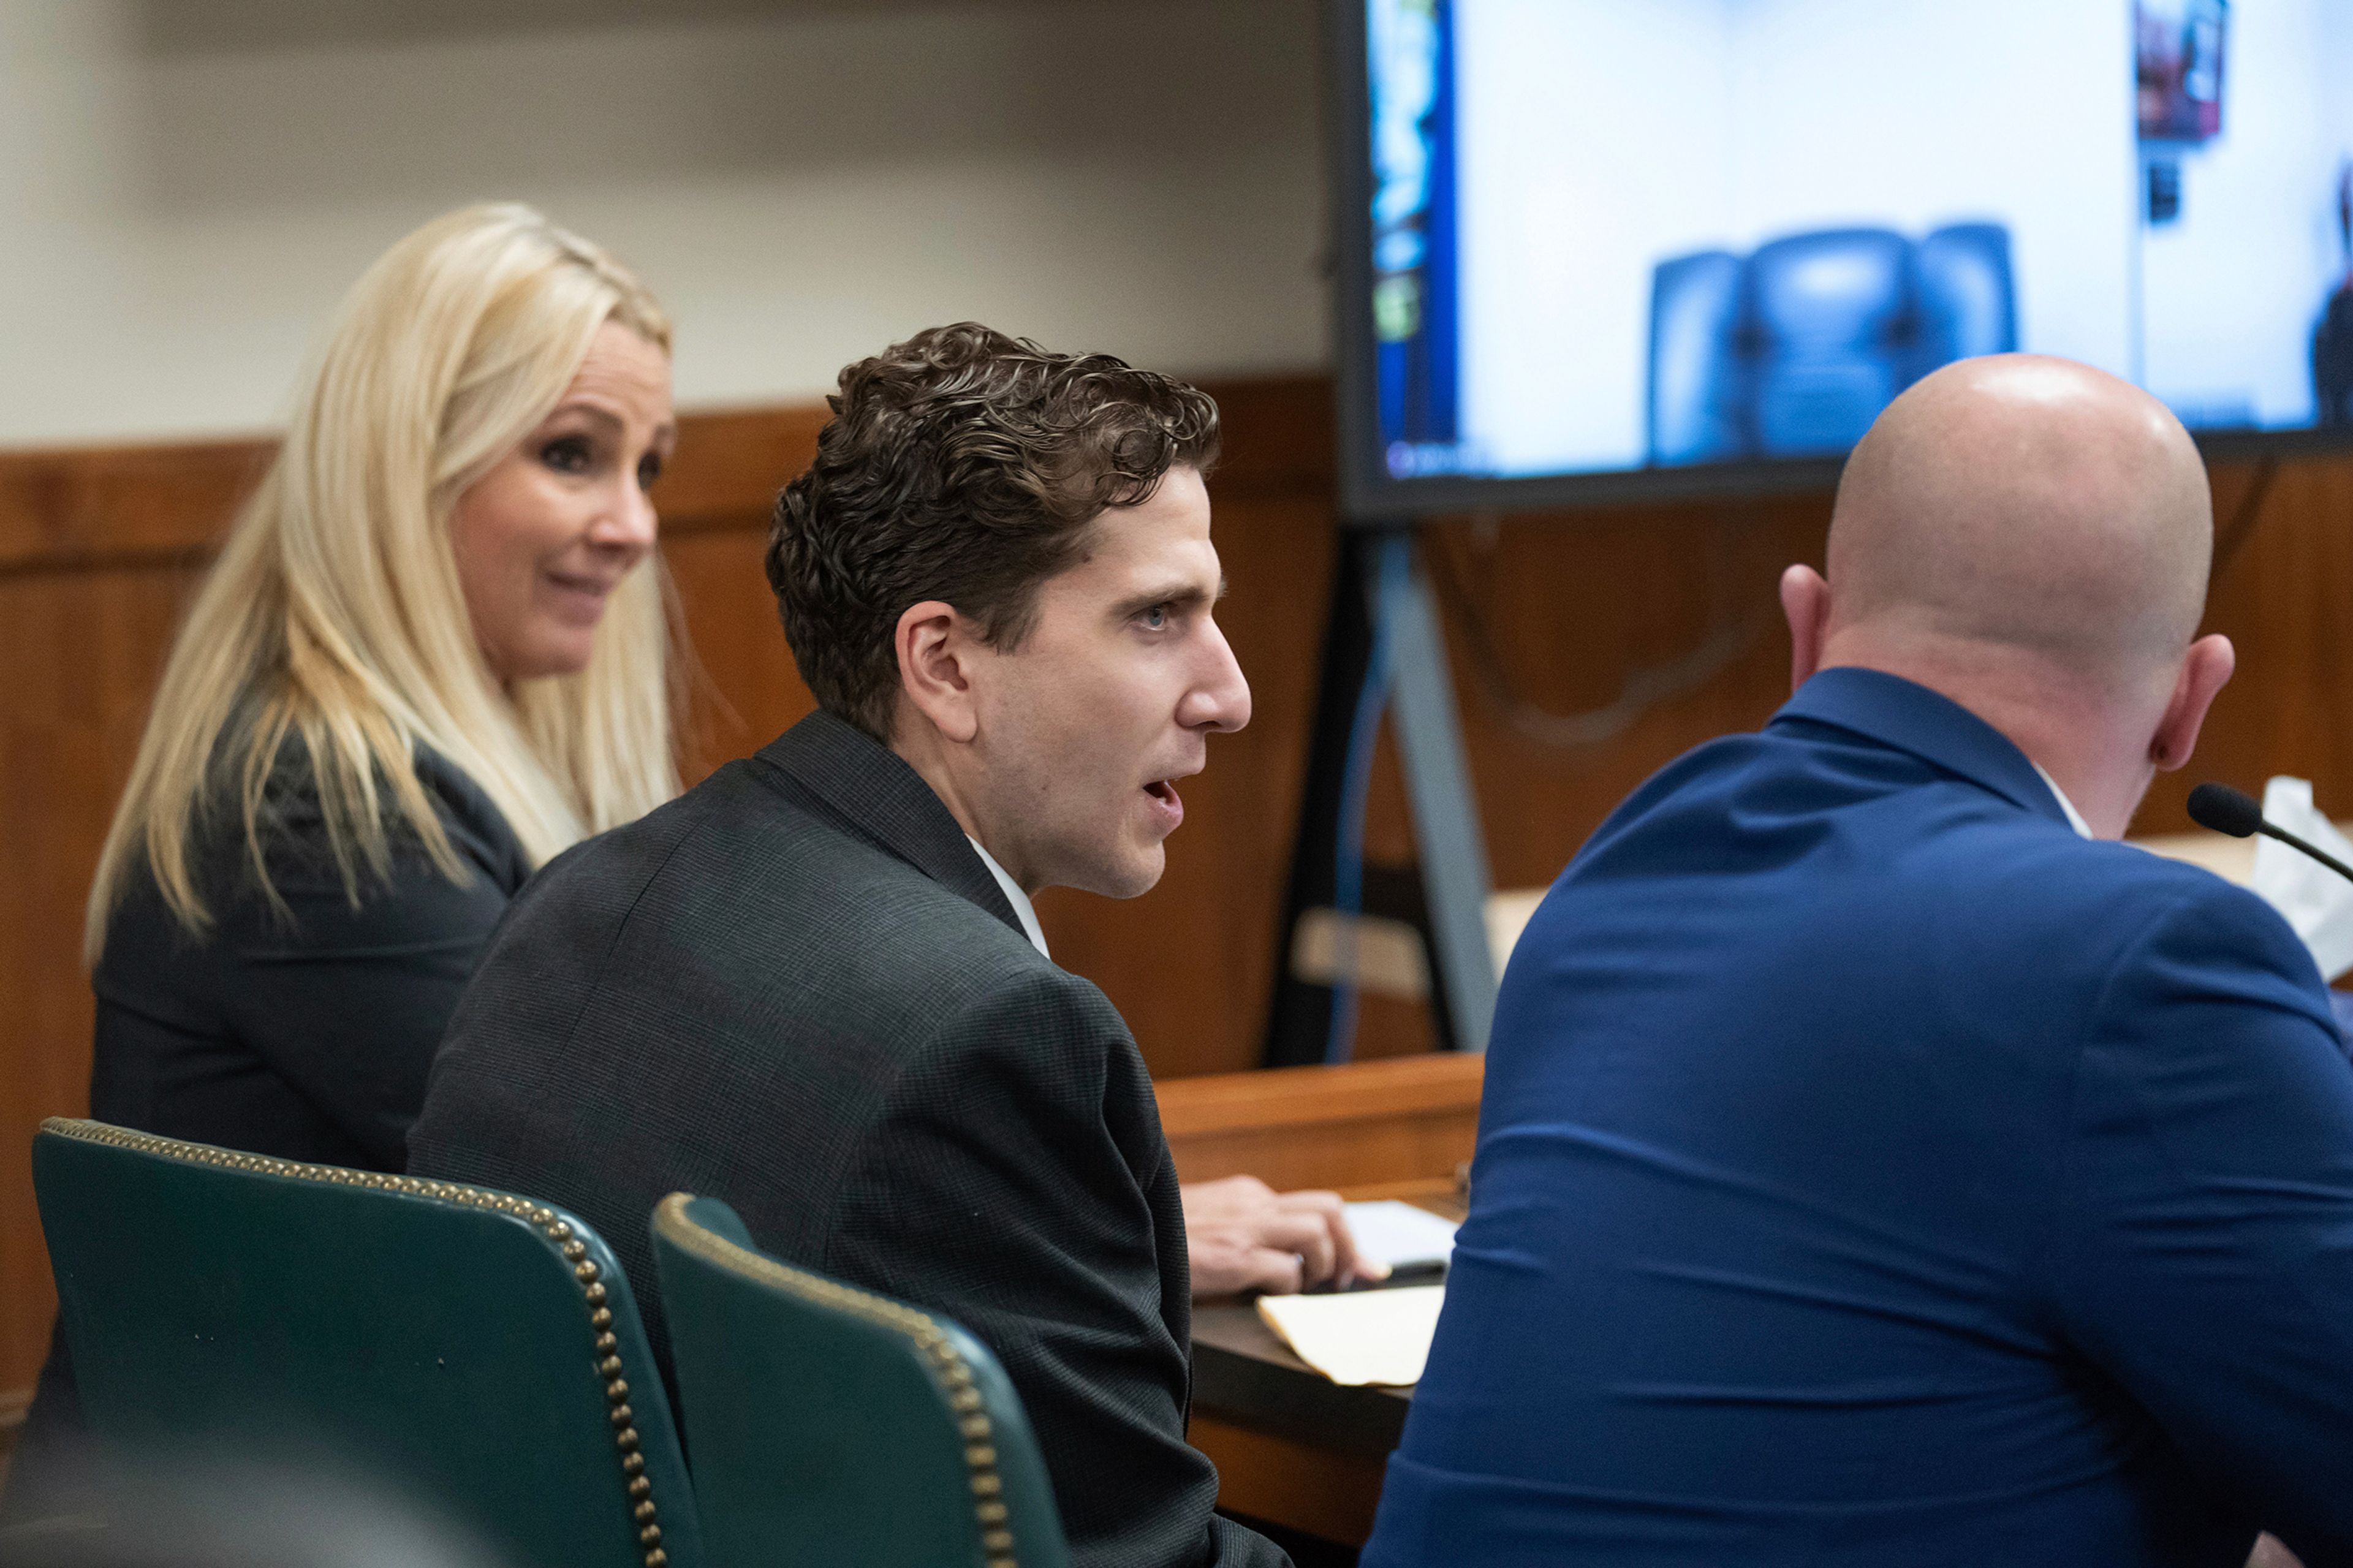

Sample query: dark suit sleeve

[825,966,1289,1568]
[207,789,518,1171]
[2047,884,2353,1564]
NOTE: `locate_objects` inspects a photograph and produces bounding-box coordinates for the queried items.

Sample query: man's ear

[894,599,981,745]
[2149,632,2235,772]
[1780,564,1832,694]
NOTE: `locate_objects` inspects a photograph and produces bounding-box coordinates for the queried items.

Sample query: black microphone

[2187,782,2353,888]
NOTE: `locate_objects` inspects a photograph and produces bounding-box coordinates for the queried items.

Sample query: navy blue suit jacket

[1363,668,2353,1568]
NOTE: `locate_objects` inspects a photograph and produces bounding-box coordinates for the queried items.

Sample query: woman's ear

[893,600,981,745]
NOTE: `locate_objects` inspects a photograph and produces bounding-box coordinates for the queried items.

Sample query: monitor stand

[1262,526,1497,1066]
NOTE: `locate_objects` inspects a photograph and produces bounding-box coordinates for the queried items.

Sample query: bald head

[1827,355,2211,686]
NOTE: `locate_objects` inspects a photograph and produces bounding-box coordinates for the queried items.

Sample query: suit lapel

[752,711,1026,936]
[1772,666,2073,830]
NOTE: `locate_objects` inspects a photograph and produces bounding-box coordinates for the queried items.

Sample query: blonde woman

[10,203,679,1514]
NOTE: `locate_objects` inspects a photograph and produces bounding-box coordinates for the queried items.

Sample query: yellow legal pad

[1256,1284,1447,1387]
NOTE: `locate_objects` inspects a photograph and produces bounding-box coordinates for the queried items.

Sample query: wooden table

[1188,1206,1463,1546]
[1156,1056,1484,1546]
[1188,1299,1410,1545]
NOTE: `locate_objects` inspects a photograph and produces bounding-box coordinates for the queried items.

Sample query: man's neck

[1816,639,2153,839]
[2004,725,2150,841]
[965,834,1051,957]
[887,724,1029,890]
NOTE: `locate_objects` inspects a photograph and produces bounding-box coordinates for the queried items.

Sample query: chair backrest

[650,1193,1069,1568]
[1647,249,1749,467]
[1914,221,2020,371]
[32,1118,700,1568]
[1746,226,1915,457]
[1648,222,2023,466]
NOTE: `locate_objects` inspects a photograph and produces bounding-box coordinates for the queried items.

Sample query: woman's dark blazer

[88,741,531,1171]
[7,737,529,1520]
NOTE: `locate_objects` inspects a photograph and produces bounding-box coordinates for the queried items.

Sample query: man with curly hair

[413,325,1304,1567]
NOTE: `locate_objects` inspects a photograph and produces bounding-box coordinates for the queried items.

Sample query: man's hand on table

[1180,1175,1390,1297]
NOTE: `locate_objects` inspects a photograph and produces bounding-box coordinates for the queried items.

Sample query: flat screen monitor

[1334,0,2353,520]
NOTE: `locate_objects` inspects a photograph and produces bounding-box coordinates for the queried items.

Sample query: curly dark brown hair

[766,322,1222,738]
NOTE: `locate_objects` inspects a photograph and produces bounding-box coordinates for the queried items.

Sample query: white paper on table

[1342,1199,1460,1274]
[1257,1285,1446,1387]
[2251,777,2353,981]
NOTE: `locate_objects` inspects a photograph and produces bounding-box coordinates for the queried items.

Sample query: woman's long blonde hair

[86,202,682,961]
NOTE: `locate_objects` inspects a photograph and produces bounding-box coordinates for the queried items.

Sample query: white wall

[0,0,1324,448]
[2139,0,2346,427]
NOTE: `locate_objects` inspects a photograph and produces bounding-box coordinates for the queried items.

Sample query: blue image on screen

[1367,0,1461,471]
[1355,0,2353,501]
[1648,223,2018,466]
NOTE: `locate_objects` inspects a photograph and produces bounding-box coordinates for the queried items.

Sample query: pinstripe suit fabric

[411,711,1286,1568]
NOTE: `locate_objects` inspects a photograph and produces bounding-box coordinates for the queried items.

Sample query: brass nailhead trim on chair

[42,1118,675,1568]
[651,1193,1025,1568]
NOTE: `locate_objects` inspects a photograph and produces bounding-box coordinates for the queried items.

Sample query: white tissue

[2250,777,2353,982]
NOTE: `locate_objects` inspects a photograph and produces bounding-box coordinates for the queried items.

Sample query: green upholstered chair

[31,1117,700,1568]
[650,1192,1069,1568]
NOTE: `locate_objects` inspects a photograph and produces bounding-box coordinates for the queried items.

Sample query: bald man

[1361,357,2353,1568]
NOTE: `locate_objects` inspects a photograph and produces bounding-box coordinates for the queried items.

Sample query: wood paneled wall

[4,377,2349,1417]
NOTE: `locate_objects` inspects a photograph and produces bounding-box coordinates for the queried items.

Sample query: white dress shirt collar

[2030,762,2093,839]
[966,836,1050,958]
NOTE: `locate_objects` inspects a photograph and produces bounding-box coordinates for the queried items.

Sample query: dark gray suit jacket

[409,712,1286,1568]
